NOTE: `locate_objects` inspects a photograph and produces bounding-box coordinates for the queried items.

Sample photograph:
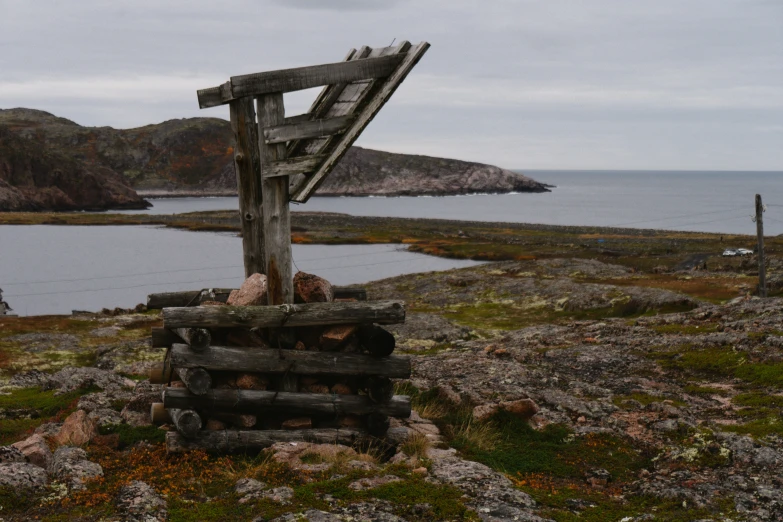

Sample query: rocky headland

[0,108,549,209]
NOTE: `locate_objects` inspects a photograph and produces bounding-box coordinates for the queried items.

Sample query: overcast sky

[1,0,781,170]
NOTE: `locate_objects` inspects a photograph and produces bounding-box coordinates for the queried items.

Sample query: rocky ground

[1,253,782,520]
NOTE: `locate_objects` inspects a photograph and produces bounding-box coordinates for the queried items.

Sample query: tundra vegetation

[1,213,781,521]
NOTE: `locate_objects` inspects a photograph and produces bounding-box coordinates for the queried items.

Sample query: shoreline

[135,186,555,199]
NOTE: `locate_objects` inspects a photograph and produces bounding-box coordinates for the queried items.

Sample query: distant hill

[0,108,549,209]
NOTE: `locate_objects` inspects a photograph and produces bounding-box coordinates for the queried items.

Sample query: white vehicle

[736,248,754,256]
[722,249,738,257]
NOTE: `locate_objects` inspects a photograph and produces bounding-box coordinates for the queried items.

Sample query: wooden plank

[163,388,411,417]
[230,97,265,278]
[264,155,324,178]
[151,327,179,348]
[168,344,411,378]
[162,300,405,329]
[291,41,430,203]
[196,54,403,108]
[232,54,404,98]
[264,116,353,144]
[258,93,293,307]
[284,113,314,125]
[147,289,234,309]
[166,428,367,453]
[147,286,365,309]
[169,408,203,439]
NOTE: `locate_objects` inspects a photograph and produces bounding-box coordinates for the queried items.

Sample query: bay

[0,225,482,316]
[123,170,783,235]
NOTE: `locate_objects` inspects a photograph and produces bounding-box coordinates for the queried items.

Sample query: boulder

[55,410,97,446]
[0,446,26,463]
[11,434,52,469]
[227,273,267,306]
[0,462,48,493]
[294,272,333,304]
[115,480,167,521]
[499,398,539,419]
[235,477,267,504]
[472,403,499,423]
[43,367,136,394]
[51,446,103,490]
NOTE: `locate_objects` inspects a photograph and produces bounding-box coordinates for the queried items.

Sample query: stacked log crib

[147,280,410,454]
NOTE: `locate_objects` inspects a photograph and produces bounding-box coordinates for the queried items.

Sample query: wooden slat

[264,155,325,178]
[162,300,405,329]
[166,428,367,454]
[264,116,353,144]
[168,343,411,378]
[291,41,430,202]
[230,97,265,278]
[163,388,411,417]
[197,54,404,108]
[284,113,314,125]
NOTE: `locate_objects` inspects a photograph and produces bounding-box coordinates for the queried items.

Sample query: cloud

[273,0,405,11]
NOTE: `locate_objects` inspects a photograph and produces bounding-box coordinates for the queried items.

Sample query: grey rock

[115,480,167,522]
[0,461,48,492]
[43,367,135,394]
[263,486,294,504]
[234,477,268,504]
[51,446,103,490]
[0,445,26,463]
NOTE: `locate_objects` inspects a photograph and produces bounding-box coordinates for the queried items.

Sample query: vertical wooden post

[258,93,297,391]
[257,93,293,306]
[756,194,767,297]
[229,97,264,278]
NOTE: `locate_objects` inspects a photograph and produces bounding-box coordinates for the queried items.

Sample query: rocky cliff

[0,108,549,200]
[0,125,149,212]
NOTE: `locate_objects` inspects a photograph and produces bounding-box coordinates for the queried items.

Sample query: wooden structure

[149,41,429,453]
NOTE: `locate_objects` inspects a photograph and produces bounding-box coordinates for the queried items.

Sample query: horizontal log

[263,116,353,144]
[151,327,179,348]
[147,289,234,309]
[163,388,411,418]
[170,408,202,439]
[176,367,212,396]
[358,325,396,357]
[149,360,176,384]
[264,155,325,178]
[169,344,411,378]
[284,113,313,125]
[166,428,367,453]
[163,300,404,329]
[150,403,170,425]
[147,286,365,309]
[151,327,211,351]
[197,54,405,108]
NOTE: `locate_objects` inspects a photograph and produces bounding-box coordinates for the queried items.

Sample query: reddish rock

[330,383,353,395]
[234,414,257,429]
[294,341,306,351]
[11,434,52,469]
[499,398,539,420]
[282,417,312,430]
[227,273,267,306]
[235,373,268,390]
[55,410,97,446]
[472,403,498,423]
[320,324,358,351]
[205,419,227,431]
[304,384,330,394]
[294,272,333,304]
[340,415,362,428]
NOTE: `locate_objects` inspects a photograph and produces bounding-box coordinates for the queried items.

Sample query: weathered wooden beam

[147,289,234,309]
[150,402,170,425]
[230,96,265,278]
[163,388,411,418]
[149,360,175,384]
[284,113,313,125]
[292,41,430,203]
[147,286,364,310]
[264,155,324,178]
[162,300,405,329]
[151,327,179,348]
[176,367,212,396]
[264,116,353,144]
[170,408,203,439]
[151,327,210,350]
[257,93,293,308]
[166,428,367,453]
[365,376,394,403]
[169,343,411,378]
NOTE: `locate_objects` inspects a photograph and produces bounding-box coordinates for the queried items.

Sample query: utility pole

[755,194,767,297]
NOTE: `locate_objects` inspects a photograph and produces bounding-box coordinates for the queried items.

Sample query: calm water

[124,171,783,235]
[0,226,482,316]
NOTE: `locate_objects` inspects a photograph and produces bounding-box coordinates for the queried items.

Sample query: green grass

[652,344,783,387]
[97,424,166,448]
[0,387,88,444]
